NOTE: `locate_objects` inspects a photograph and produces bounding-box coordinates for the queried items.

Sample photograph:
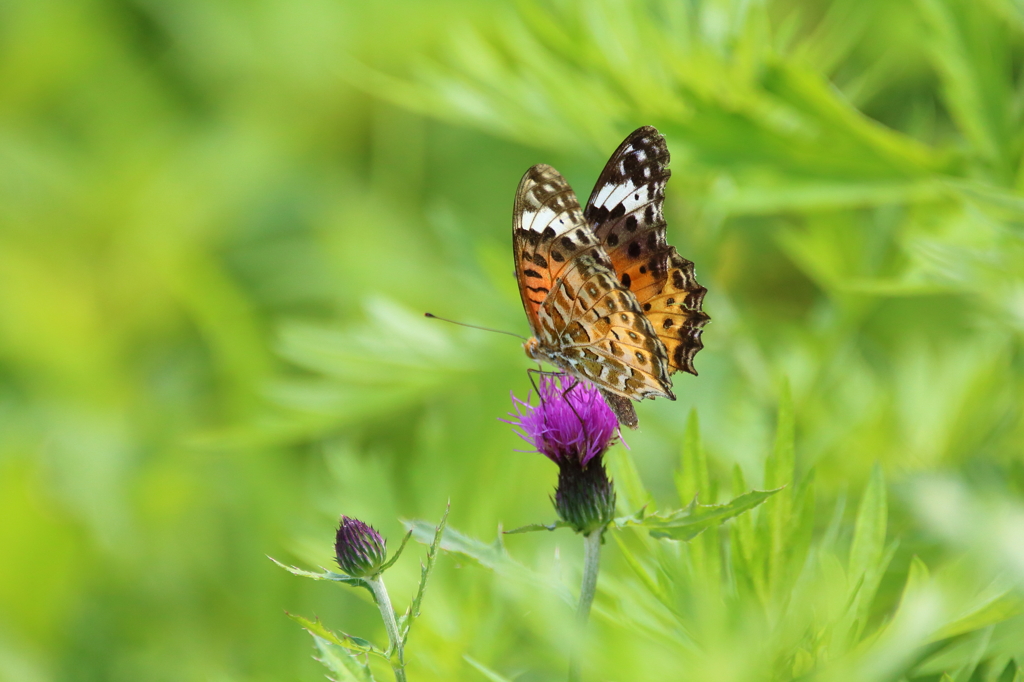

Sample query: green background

[2,0,1024,680]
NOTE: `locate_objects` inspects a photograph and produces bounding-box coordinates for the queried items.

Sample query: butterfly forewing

[513,164,579,336]
[513,164,674,403]
[585,126,709,375]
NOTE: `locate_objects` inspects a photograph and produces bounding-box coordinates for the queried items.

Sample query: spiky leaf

[615,488,781,541]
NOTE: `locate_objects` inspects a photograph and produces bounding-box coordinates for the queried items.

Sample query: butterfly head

[523,336,547,362]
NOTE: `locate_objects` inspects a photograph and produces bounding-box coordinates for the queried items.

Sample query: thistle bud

[334,516,387,578]
[554,457,617,535]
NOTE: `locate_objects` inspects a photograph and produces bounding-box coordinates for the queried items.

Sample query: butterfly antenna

[424,313,527,341]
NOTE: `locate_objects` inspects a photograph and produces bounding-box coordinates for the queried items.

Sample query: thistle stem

[569,528,604,682]
[366,575,406,682]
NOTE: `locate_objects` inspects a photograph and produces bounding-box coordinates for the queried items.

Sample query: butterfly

[513,126,709,428]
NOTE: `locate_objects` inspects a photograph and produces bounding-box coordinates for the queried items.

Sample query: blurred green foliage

[2,0,1024,680]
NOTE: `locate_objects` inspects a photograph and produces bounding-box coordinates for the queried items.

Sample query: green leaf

[463,655,516,682]
[287,612,384,658]
[268,555,371,591]
[916,623,997,681]
[610,532,674,614]
[379,529,413,573]
[615,488,782,541]
[931,592,1024,643]
[953,625,991,682]
[677,413,720,588]
[401,502,449,644]
[821,492,849,553]
[765,380,795,491]
[403,519,575,605]
[311,633,375,682]
[853,540,900,639]
[760,62,941,173]
[676,409,711,505]
[764,380,796,594]
[915,0,1009,167]
[849,464,887,587]
[982,656,1012,682]
[906,556,931,595]
[843,465,895,646]
[608,442,654,511]
[787,469,817,580]
[792,648,815,677]
[729,464,764,600]
[713,179,943,216]
[503,521,569,534]
[404,519,501,566]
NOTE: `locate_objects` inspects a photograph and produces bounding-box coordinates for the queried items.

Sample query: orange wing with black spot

[513,164,674,414]
[584,126,709,375]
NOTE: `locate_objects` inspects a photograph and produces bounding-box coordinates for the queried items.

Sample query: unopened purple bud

[334,516,387,578]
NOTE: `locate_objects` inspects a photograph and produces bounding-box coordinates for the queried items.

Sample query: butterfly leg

[560,378,580,401]
[525,368,589,430]
[526,366,565,399]
[560,378,590,430]
[526,366,553,403]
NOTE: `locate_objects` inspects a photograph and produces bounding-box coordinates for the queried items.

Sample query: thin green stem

[367,575,406,682]
[569,528,604,682]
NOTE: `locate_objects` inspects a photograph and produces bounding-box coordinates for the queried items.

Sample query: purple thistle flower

[505,375,619,534]
[334,516,387,578]
[505,375,619,467]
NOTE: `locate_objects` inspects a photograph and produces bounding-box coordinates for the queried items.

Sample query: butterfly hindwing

[585,126,709,375]
[639,250,708,374]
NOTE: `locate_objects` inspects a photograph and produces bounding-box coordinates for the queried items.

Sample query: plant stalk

[569,527,604,682]
[367,575,406,682]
